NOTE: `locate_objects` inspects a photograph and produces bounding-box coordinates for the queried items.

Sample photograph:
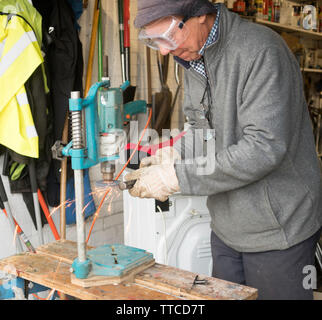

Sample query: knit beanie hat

[134,0,217,28]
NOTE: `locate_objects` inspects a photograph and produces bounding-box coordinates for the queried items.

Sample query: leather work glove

[140,146,181,168]
[124,163,180,202]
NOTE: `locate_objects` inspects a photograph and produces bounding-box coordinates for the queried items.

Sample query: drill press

[53,79,154,284]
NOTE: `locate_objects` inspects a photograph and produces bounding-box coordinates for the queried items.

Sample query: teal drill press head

[61,80,147,178]
[98,77,124,134]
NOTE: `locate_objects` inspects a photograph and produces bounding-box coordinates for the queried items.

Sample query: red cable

[37,189,60,240]
[124,130,186,155]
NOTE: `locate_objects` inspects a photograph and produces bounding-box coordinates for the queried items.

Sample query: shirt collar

[198,4,220,56]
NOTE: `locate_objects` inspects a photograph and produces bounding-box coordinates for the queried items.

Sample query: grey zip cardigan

[174,4,322,252]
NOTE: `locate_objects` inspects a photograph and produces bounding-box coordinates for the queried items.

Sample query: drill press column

[70,91,87,264]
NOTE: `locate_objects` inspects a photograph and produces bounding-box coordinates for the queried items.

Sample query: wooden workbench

[0,240,257,300]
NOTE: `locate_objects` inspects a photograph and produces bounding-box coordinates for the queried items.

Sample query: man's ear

[198,15,207,24]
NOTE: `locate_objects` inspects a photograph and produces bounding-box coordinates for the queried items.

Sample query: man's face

[161,16,206,61]
[140,15,209,61]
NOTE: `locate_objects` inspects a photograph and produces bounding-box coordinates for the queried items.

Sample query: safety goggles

[138,16,190,51]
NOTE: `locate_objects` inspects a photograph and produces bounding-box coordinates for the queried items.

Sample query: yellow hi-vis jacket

[0,14,43,158]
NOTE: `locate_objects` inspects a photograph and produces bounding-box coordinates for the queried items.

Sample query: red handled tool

[0,175,26,253]
[37,189,60,241]
[0,197,36,253]
[122,0,136,103]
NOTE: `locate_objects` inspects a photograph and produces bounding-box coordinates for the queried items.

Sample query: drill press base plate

[71,244,155,288]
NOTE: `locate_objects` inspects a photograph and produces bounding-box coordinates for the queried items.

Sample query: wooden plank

[71,259,155,287]
[36,240,93,264]
[0,253,179,300]
[135,264,258,300]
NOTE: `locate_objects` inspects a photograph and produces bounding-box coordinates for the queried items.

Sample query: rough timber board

[0,253,178,300]
[71,259,156,287]
[36,240,93,264]
[135,264,258,300]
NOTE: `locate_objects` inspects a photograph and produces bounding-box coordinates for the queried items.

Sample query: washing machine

[123,192,213,276]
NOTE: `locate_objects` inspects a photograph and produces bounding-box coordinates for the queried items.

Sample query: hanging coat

[0,0,49,93]
[0,14,42,158]
[0,0,54,229]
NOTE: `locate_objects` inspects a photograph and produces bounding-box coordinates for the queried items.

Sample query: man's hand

[124,163,180,202]
[124,147,181,201]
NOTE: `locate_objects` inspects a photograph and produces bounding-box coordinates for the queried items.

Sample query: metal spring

[71,111,83,149]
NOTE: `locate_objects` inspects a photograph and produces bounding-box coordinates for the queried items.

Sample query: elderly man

[125,0,322,299]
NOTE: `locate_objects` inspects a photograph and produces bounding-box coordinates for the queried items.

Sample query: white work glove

[140,146,181,168]
[124,163,180,202]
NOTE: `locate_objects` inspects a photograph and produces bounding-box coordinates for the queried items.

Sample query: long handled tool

[37,189,60,241]
[146,47,155,128]
[0,175,23,253]
[146,47,152,106]
[58,115,68,303]
[123,0,136,103]
[154,53,172,134]
[28,160,44,246]
[118,0,126,84]
[0,197,36,253]
[60,115,68,240]
[118,0,136,103]
[98,0,103,81]
[170,62,182,119]
[85,0,100,96]
[124,0,130,83]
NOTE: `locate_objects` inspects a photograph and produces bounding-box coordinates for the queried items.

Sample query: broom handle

[85,0,100,95]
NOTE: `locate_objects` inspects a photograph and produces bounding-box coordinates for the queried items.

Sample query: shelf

[302,68,322,73]
[286,0,319,3]
[255,18,322,39]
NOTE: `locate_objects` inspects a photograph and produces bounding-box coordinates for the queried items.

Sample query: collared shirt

[189,4,221,78]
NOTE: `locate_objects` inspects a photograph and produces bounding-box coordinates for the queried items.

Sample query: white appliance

[123,192,213,276]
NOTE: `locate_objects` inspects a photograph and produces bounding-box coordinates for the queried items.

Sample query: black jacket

[33,0,84,206]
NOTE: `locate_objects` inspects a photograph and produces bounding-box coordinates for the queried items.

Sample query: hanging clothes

[0,0,54,229]
[0,0,49,93]
[0,0,42,48]
[0,14,42,158]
